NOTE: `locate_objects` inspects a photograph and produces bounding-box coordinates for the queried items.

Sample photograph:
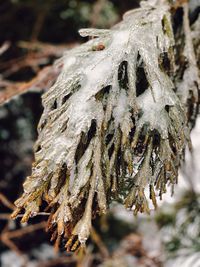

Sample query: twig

[0,62,62,105]
[0,220,46,267]
[1,221,46,240]
[35,256,77,267]
[0,213,11,220]
[16,212,50,218]
[90,227,109,258]
[31,10,47,42]
[0,211,50,220]
[0,193,15,210]
[0,41,10,56]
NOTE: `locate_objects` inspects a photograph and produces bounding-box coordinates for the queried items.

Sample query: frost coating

[177,3,200,129]
[12,1,198,251]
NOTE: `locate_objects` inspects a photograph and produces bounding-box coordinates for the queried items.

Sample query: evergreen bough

[12,0,199,251]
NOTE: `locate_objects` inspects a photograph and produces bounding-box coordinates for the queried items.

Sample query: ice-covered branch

[12,1,199,250]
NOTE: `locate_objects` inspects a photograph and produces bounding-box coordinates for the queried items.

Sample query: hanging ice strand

[12,1,199,251]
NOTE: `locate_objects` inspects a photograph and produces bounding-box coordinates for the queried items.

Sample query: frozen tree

[11,0,199,251]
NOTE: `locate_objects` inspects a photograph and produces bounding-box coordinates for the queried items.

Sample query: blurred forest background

[0,0,199,267]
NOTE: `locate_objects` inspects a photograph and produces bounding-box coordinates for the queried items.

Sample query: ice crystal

[12,1,199,250]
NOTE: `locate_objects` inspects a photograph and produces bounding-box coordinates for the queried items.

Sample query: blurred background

[0,0,199,266]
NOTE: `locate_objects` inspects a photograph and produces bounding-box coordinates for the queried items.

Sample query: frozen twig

[11,0,199,250]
